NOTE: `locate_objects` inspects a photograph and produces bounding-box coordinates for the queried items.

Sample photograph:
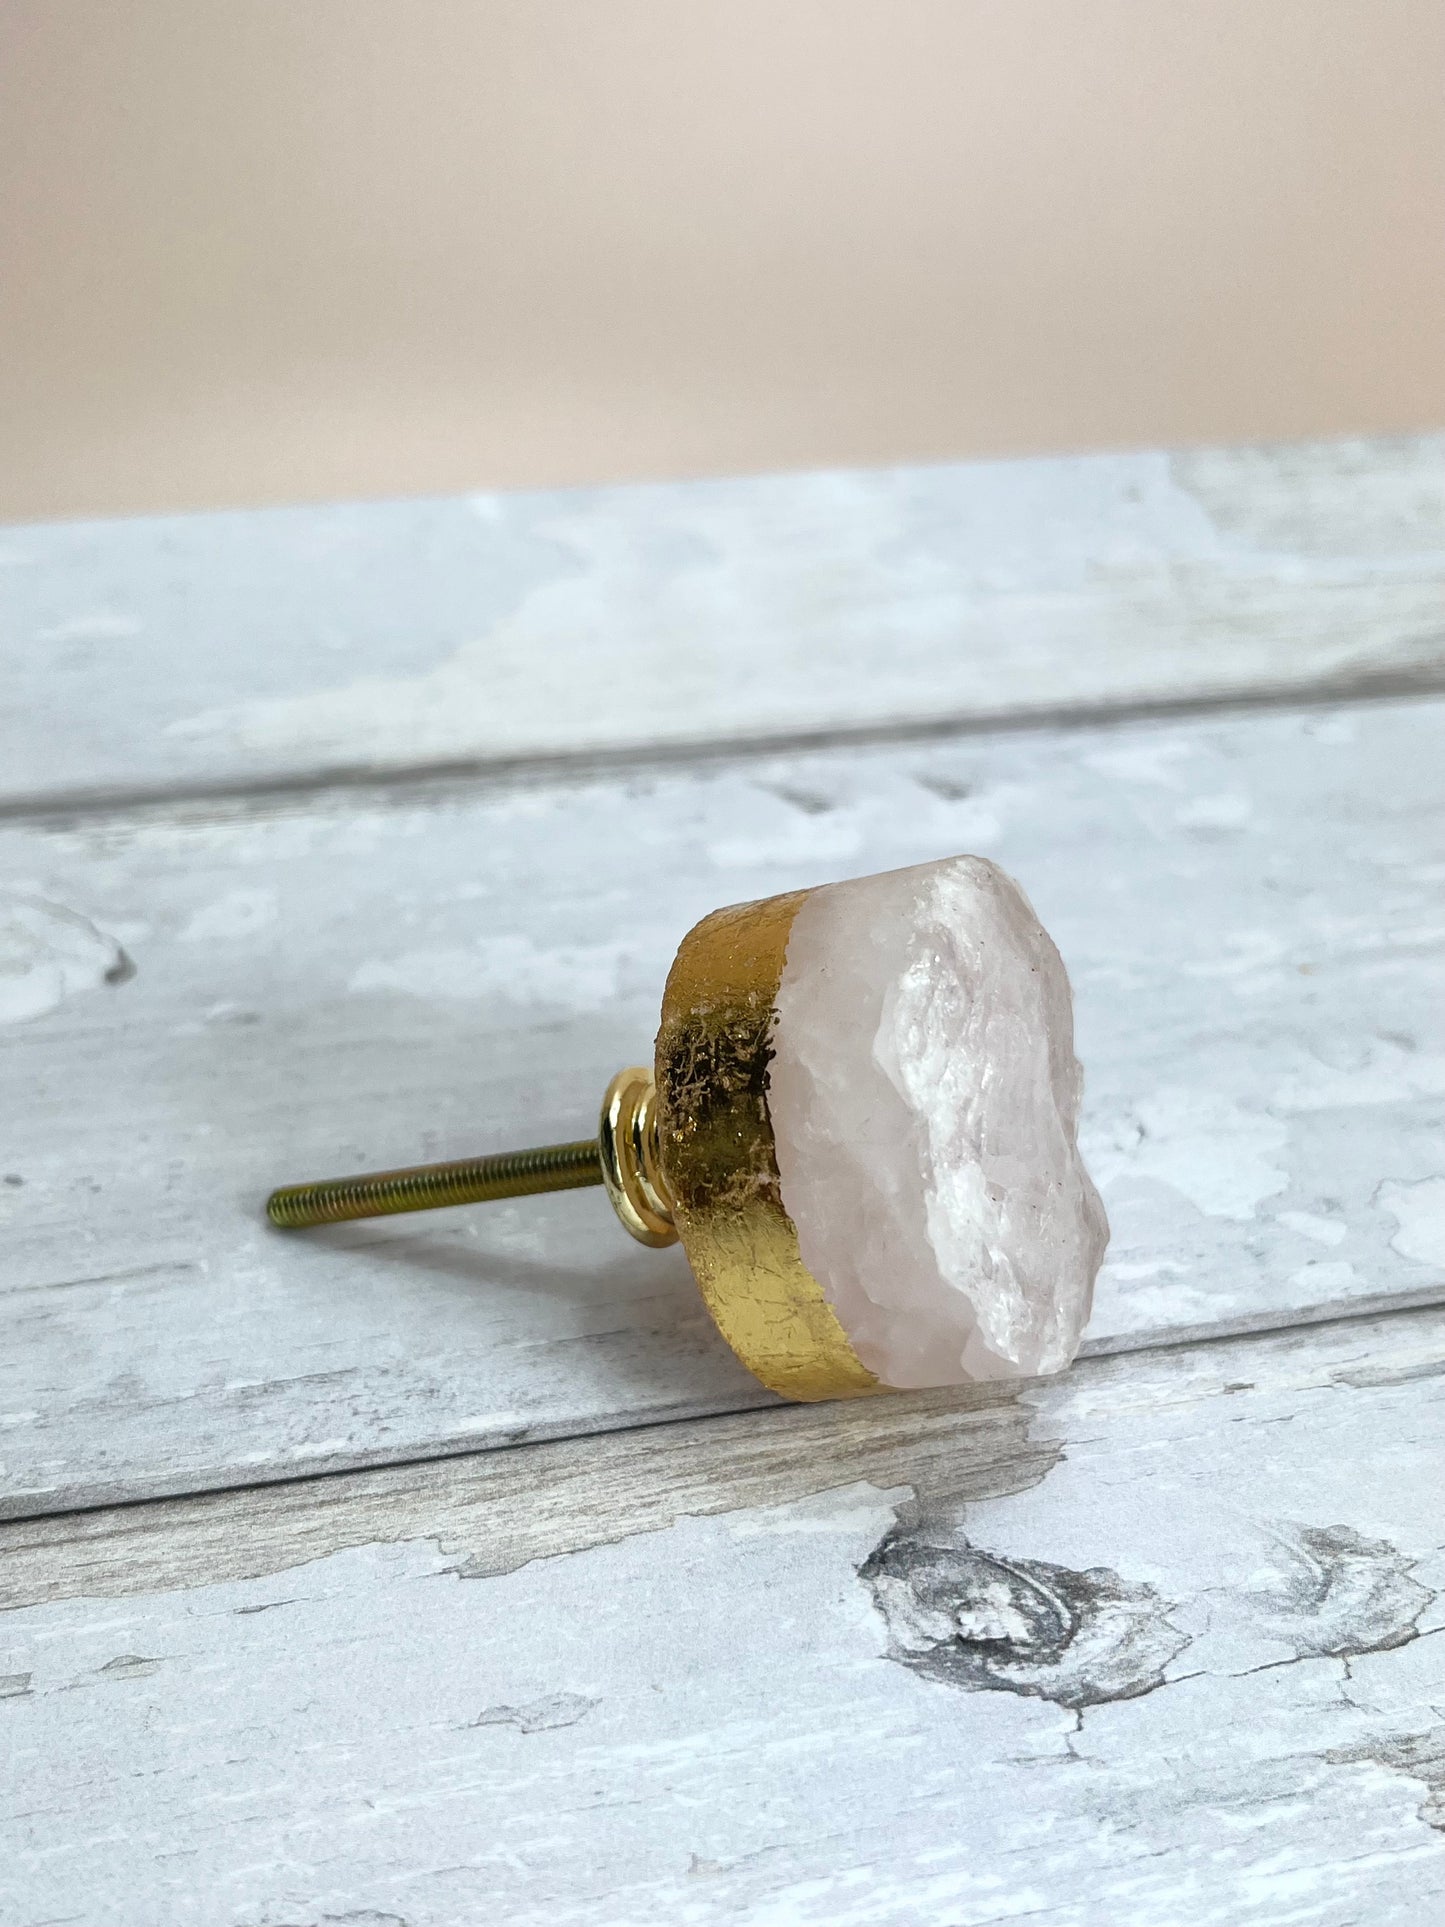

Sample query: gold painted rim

[652,889,879,1402]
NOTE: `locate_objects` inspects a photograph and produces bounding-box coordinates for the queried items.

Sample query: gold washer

[599,1065,679,1249]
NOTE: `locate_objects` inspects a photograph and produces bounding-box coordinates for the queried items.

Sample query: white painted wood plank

[2,695,1441,1517]
[3,1308,1443,1925]
[3,434,1442,808]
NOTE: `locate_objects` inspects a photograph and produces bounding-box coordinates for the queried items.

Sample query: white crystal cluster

[767,855,1108,1386]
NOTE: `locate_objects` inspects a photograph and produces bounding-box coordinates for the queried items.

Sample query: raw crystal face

[767,856,1108,1386]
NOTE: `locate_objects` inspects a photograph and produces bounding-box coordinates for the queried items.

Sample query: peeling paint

[861,1529,1189,1708]
[178,888,278,943]
[1288,1260,1356,1297]
[471,1692,597,1734]
[98,1654,163,1681]
[0,892,132,1024]
[1277,1210,1348,1247]
[1327,1727,1445,1832]
[1244,1525,1433,1660]
[1275,1041,1445,1113]
[1087,1088,1288,1220]
[1378,1177,1445,1269]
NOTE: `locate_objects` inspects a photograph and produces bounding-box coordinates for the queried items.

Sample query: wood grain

[3,1305,1442,1923]
[1,694,1441,1517]
[3,434,1443,811]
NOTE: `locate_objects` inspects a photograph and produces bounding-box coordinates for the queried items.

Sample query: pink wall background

[2,0,1442,520]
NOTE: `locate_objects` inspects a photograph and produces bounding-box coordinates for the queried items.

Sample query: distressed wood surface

[2,435,1443,812]
[2,694,1441,1517]
[3,1305,1442,1925]
[4,438,1443,1921]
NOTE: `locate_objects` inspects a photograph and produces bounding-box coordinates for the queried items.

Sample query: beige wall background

[1,1,1442,524]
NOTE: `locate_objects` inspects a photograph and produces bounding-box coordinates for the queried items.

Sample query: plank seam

[6,1284,1443,1533]
[3,668,1442,827]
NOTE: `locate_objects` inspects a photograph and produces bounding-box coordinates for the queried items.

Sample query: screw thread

[266,1139,603,1228]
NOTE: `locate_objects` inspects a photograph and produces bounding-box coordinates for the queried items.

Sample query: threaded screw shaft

[266,1139,603,1228]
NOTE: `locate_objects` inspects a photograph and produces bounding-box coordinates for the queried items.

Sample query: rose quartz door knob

[268,855,1109,1401]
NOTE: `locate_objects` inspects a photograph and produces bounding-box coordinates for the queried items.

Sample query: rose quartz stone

[767,855,1108,1386]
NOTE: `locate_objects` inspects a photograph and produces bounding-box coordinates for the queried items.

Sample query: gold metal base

[653,891,879,1402]
[265,886,880,1402]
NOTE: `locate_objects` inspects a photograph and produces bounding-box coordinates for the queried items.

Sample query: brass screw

[265,1139,603,1227]
[266,1066,678,1248]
